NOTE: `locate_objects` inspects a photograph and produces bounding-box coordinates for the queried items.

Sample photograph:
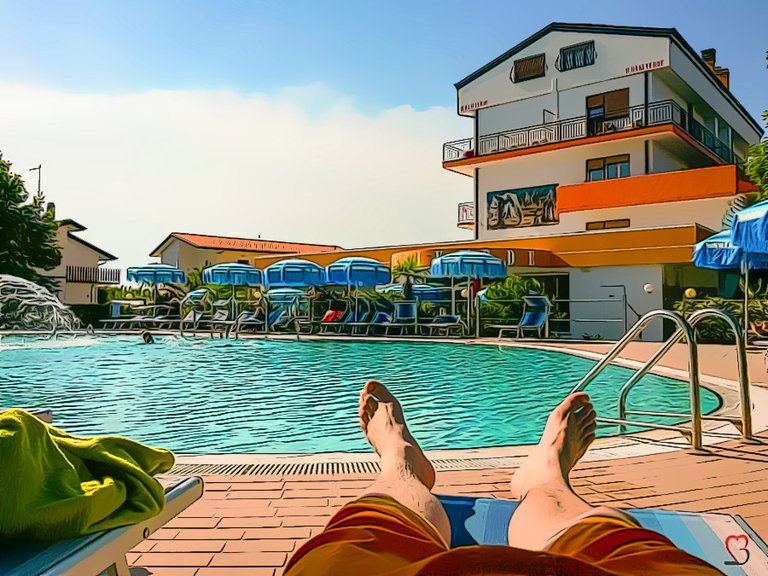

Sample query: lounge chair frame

[3,476,203,576]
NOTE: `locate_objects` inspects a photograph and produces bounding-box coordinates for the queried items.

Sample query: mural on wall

[487,184,557,229]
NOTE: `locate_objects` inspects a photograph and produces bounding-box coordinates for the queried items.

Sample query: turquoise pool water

[0,336,720,454]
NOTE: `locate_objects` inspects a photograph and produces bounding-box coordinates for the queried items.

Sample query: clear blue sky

[2,0,766,121]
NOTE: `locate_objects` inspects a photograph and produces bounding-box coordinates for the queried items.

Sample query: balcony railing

[65,265,121,284]
[458,201,475,227]
[443,99,734,165]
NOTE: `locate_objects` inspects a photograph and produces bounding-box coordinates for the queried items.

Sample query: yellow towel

[0,408,174,540]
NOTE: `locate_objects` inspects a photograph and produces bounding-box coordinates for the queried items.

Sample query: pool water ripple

[0,336,720,453]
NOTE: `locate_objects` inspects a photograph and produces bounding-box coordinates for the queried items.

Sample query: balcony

[457,201,474,229]
[556,164,756,215]
[443,99,735,166]
[65,265,121,284]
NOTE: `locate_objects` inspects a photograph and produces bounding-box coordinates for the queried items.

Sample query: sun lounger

[437,494,768,571]
[487,295,551,339]
[386,301,418,335]
[419,314,465,337]
[1,475,203,576]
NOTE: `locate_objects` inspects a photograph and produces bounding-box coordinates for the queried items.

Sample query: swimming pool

[0,336,720,454]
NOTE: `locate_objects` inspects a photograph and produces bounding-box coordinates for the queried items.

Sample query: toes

[575,405,596,424]
[368,380,399,406]
[555,392,590,418]
[358,391,378,430]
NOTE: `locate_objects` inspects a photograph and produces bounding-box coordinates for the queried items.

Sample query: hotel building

[441,23,762,339]
[235,24,763,341]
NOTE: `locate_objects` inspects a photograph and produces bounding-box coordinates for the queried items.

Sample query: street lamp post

[29,164,41,195]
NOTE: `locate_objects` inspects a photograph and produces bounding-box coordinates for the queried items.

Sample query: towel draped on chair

[0,409,174,541]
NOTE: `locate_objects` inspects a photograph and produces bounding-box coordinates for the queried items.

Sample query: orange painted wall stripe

[557,164,745,214]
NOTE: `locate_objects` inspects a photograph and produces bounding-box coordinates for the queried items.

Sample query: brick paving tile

[209,552,288,567]
[229,481,285,490]
[138,568,198,576]
[175,528,245,540]
[243,527,312,539]
[228,490,285,499]
[284,488,339,498]
[196,568,276,576]
[137,552,215,567]
[273,497,329,508]
[164,517,221,529]
[279,515,330,528]
[132,539,156,552]
[151,540,228,553]
[223,539,296,553]
[218,516,282,528]
[151,529,180,540]
[276,506,334,518]
[201,500,277,512]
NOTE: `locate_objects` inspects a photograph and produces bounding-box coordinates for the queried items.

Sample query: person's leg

[507,392,638,550]
[357,380,451,546]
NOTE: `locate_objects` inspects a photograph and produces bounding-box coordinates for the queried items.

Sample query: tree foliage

[0,154,61,288]
[746,52,768,200]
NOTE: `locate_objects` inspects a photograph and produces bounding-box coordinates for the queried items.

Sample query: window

[512,53,546,83]
[586,88,629,118]
[558,41,596,71]
[586,219,630,231]
[586,154,630,182]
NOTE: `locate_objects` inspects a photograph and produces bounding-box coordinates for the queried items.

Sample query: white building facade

[444,23,763,340]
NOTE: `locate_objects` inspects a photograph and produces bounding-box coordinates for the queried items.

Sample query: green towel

[0,408,174,541]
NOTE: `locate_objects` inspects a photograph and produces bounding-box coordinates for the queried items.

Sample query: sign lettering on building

[624,59,665,75]
[460,99,488,113]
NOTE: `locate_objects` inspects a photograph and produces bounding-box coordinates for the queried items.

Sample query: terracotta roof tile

[155,233,340,256]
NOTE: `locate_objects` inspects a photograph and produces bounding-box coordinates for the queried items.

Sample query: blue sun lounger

[488,295,551,339]
[437,495,768,574]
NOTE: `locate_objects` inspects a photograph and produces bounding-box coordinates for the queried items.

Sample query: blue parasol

[326,257,391,287]
[693,230,768,270]
[202,262,263,286]
[693,229,768,335]
[265,259,326,288]
[732,200,768,254]
[127,263,186,285]
[429,250,506,279]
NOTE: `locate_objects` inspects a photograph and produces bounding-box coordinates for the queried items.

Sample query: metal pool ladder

[569,308,752,451]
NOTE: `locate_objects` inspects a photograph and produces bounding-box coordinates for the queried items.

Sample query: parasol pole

[743,258,749,339]
[466,276,471,331]
[451,277,455,315]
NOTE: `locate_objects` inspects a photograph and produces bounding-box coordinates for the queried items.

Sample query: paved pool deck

[128,341,768,576]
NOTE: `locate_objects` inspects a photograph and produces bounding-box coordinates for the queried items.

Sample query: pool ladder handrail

[569,308,752,451]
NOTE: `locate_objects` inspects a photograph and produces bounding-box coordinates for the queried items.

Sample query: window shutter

[604,89,629,116]
[514,53,546,82]
[586,158,604,171]
[586,94,604,109]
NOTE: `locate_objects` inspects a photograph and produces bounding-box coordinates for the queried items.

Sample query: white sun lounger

[0,475,203,576]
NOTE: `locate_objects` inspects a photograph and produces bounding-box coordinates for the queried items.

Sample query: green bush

[673,293,768,343]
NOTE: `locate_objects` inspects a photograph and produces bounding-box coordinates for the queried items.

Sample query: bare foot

[359,380,436,489]
[509,392,596,499]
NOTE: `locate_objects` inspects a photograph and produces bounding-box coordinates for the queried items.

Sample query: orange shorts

[284,496,723,575]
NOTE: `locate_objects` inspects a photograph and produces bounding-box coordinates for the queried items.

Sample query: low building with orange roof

[150,232,341,272]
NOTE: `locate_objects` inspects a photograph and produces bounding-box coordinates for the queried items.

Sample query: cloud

[0,83,472,268]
